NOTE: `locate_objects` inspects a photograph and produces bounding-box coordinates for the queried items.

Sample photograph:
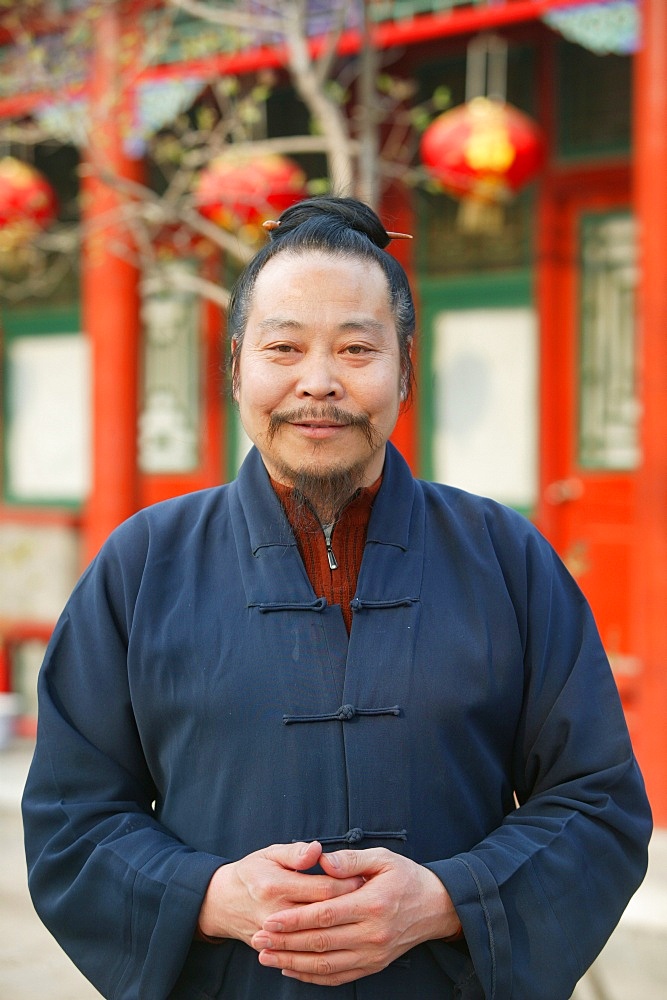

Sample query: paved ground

[2,737,666,999]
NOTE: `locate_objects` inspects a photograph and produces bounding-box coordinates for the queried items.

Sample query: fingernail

[326,852,340,868]
[263,919,284,932]
[253,933,272,949]
[260,952,279,967]
[298,842,311,856]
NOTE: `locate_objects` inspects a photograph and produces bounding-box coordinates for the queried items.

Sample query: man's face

[233,250,403,489]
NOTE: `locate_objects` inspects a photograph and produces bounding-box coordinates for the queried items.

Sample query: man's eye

[345,345,366,355]
[274,344,295,353]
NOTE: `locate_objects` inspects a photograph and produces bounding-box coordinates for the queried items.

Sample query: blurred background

[0,2,665,996]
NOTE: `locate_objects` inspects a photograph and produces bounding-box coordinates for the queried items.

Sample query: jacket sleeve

[21,519,226,1000]
[425,523,652,1000]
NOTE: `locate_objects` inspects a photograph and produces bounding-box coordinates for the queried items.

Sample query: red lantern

[0,156,58,254]
[420,98,545,230]
[195,152,307,242]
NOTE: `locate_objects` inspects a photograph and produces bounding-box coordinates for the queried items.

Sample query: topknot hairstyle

[228,196,415,401]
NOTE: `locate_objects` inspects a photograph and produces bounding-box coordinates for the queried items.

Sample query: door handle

[544,477,584,505]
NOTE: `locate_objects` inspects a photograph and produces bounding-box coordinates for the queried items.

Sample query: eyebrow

[256,316,387,334]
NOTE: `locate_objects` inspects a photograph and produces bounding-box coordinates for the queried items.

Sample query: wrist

[197,864,233,940]
[421,867,462,942]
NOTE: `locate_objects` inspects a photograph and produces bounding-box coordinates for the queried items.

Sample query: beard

[266,404,383,524]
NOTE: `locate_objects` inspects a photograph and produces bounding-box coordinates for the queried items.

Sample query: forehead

[249,249,391,312]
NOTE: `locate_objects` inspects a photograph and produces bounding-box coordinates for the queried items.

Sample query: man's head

[228,197,416,509]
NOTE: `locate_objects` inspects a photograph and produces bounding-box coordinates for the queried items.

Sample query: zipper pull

[323,524,338,570]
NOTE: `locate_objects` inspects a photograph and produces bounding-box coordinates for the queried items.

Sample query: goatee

[267,405,382,525]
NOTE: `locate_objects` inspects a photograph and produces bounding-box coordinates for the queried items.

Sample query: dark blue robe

[22,444,651,999]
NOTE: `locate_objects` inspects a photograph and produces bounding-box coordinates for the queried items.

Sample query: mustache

[267,406,377,447]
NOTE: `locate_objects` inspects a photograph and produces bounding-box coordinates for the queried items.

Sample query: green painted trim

[417,269,533,483]
[1,305,81,336]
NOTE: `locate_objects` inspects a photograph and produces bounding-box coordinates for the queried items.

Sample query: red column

[82,5,143,564]
[632,0,667,822]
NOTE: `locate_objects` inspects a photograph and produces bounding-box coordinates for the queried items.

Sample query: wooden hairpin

[263,219,412,240]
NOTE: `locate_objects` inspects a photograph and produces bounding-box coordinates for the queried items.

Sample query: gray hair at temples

[227,196,416,402]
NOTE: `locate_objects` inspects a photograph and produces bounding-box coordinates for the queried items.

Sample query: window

[579,212,638,470]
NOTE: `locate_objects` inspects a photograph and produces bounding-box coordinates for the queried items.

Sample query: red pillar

[632,0,667,823]
[82,5,143,564]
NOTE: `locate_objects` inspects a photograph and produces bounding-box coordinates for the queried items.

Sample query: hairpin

[262,220,413,240]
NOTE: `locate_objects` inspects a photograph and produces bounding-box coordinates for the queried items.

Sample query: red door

[537,169,640,733]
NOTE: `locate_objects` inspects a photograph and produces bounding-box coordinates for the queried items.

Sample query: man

[23,197,651,1000]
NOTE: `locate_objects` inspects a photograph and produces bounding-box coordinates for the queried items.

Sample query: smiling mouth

[291,421,349,437]
[267,406,376,446]
[294,420,347,429]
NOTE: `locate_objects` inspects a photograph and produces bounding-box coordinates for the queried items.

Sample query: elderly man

[23,197,651,1000]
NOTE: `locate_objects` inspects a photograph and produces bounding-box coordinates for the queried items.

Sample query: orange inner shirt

[271,477,382,633]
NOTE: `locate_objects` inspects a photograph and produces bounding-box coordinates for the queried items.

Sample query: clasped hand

[198,840,459,987]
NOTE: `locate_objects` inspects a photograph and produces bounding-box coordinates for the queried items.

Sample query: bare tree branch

[166,0,283,36]
[146,267,231,309]
[82,161,256,264]
[283,1,354,195]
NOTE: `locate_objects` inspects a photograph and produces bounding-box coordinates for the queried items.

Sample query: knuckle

[317,905,338,928]
[253,875,274,899]
[319,880,337,900]
[366,899,385,922]
[310,931,332,953]
[315,956,335,977]
[369,926,392,950]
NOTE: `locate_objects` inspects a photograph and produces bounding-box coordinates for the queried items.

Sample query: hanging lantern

[0,156,58,257]
[195,152,307,243]
[421,97,545,232]
[420,34,544,232]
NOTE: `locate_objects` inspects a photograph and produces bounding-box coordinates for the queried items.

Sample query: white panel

[0,523,80,621]
[7,334,91,503]
[433,307,537,509]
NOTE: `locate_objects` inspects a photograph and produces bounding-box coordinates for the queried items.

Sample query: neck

[287,467,363,526]
[266,447,387,524]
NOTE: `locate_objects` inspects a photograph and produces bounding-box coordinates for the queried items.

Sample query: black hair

[228,196,415,401]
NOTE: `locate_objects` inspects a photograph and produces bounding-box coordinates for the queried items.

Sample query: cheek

[238,364,291,415]
[356,372,401,421]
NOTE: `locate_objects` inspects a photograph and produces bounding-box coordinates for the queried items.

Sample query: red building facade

[1,1,666,821]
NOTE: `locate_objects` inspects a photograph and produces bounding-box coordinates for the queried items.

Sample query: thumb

[320,847,384,878]
[263,840,323,872]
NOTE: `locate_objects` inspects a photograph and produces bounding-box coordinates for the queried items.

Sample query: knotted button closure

[283,703,401,724]
[345,827,364,844]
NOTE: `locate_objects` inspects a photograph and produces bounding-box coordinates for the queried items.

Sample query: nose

[295,351,343,400]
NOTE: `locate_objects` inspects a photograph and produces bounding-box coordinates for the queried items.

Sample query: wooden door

[538,175,639,719]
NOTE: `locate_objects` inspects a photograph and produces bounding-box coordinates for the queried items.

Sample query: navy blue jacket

[22,444,651,999]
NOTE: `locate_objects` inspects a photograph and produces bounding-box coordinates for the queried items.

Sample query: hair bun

[268,196,391,249]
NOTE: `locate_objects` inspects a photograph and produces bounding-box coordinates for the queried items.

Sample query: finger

[262,840,322,872]
[257,946,365,984]
[320,847,388,878]
[252,924,359,956]
[262,885,366,934]
[276,872,365,906]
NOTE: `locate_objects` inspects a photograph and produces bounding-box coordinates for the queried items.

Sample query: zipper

[322,523,339,570]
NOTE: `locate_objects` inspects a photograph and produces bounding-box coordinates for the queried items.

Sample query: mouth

[290,420,349,438]
[267,406,376,447]
[293,420,347,429]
